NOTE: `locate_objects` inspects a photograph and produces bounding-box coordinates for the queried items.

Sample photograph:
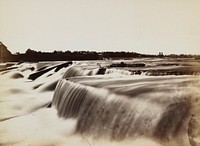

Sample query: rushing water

[52,75,200,146]
[0,59,200,146]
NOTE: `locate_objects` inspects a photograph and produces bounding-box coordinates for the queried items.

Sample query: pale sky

[0,0,200,54]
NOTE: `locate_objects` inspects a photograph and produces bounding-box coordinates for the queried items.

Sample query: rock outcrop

[0,42,12,62]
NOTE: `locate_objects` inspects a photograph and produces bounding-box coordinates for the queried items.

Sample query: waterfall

[62,65,133,79]
[52,78,193,143]
[62,66,101,78]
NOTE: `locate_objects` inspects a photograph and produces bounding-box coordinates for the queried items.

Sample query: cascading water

[61,65,133,79]
[1,60,200,146]
[62,65,103,78]
[52,76,200,145]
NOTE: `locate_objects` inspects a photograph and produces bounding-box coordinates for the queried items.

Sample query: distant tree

[25,48,36,54]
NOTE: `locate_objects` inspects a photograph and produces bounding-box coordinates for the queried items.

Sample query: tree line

[1,42,200,62]
[11,48,146,62]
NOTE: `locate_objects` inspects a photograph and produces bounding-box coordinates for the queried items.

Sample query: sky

[0,0,200,55]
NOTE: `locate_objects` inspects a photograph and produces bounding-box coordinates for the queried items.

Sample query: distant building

[0,42,12,62]
[158,52,164,57]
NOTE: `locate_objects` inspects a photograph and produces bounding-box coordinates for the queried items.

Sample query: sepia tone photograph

[0,0,200,146]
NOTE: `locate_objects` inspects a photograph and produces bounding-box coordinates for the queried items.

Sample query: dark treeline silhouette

[15,49,100,61]
[8,48,146,62]
[1,42,200,63]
